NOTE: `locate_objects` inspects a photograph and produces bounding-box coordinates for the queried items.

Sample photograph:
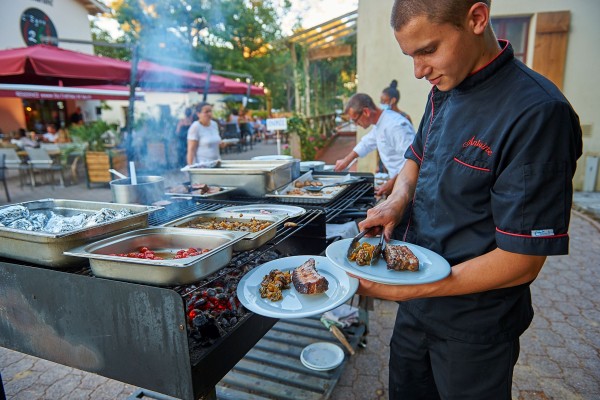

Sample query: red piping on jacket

[469,40,510,76]
[453,157,491,172]
[496,227,568,239]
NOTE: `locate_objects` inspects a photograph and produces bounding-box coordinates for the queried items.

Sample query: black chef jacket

[400,41,583,344]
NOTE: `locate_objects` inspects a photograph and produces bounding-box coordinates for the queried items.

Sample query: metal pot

[110,176,165,205]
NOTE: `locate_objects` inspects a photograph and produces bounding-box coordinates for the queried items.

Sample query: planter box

[85,150,128,187]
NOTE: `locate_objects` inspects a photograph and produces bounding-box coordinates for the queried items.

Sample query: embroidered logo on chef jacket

[462,136,493,156]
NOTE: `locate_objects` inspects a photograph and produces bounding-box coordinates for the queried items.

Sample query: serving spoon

[304,178,365,192]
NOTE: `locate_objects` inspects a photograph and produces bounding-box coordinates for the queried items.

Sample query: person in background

[175,107,193,167]
[227,108,241,132]
[357,1,582,399]
[69,107,84,126]
[253,116,265,141]
[186,102,221,166]
[42,124,58,143]
[56,128,71,144]
[11,128,38,149]
[381,79,412,124]
[334,93,415,196]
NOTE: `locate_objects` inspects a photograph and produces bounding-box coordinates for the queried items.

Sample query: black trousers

[389,308,520,400]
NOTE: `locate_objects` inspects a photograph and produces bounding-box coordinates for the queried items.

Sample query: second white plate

[326,238,451,285]
[237,256,358,319]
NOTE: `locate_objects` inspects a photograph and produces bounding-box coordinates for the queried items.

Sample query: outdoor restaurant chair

[25,147,65,188]
[239,122,254,151]
[40,143,61,152]
[1,154,10,202]
[222,123,242,153]
[0,148,30,187]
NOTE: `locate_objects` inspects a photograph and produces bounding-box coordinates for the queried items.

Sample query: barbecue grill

[0,173,375,400]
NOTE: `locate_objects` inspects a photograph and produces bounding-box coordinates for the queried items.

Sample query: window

[491,17,531,63]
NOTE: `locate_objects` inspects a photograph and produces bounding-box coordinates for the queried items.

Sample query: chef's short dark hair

[391,0,491,30]
[344,93,377,114]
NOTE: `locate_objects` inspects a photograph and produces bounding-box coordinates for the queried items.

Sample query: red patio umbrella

[200,73,265,95]
[0,45,224,92]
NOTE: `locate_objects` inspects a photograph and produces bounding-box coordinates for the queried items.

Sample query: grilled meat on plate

[384,244,419,271]
[292,258,329,294]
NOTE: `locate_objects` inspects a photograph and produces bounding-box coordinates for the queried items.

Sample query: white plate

[251,155,294,161]
[218,204,306,218]
[236,256,359,319]
[326,238,451,285]
[300,342,344,371]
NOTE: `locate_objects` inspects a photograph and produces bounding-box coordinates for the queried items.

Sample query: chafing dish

[265,173,356,204]
[64,227,248,285]
[0,199,160,268]
[186,160,294,197]
[162,210,286,251]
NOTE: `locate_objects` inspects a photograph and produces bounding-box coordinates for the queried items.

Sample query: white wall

[0,0,93,53]
[357,0,600,190]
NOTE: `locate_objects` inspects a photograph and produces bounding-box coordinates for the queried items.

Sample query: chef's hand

[374,176,397,197]
[334,158,349,172]
[359,196,406,241]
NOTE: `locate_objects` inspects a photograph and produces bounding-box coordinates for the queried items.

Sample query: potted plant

[69,121,128,187]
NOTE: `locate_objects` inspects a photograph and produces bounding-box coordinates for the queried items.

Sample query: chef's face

[394,15,480,91]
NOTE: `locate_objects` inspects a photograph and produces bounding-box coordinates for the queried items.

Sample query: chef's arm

[359,159,419,239]
[334,151,359,172]
[356,248,546,302]
[186,139,198,166]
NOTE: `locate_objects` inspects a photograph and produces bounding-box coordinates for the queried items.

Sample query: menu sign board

[266,118,288,131]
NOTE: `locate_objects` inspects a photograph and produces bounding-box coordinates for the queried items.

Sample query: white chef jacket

[353,110,415,178]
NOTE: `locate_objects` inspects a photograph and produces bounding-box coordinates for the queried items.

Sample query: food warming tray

[0,199,160,268]
[64,227,248,286]
[162,210,286,251]
[265,172,357,204]
[165,184,238,199]
[186,160,294,197]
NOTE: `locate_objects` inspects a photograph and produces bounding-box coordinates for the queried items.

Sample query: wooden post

[290,43,301,114]
[303,55,311,117]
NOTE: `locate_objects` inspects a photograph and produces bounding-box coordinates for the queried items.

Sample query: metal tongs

[346,227,385,265]
[346,229,369,259]
[370,234,386,266]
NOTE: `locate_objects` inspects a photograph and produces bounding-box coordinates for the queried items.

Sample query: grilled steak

[384,244,419,272]
[292,258,329,294]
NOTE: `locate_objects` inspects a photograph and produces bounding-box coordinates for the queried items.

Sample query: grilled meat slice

[292,258,329,294]
[384,244,419,272]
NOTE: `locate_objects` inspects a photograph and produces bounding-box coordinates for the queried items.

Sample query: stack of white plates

[251,155,293,161]
[299,161,326,172]
[300,342,345,371]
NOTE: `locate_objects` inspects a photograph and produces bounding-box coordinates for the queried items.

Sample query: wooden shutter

[532,11,570,90]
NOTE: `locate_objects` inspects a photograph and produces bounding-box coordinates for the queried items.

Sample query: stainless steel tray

[186,160,294,197]
[165,185,238,199]
[0,199,161,268]
[265,174,356,204]
[64,227,248,286]
[162,210,286,251]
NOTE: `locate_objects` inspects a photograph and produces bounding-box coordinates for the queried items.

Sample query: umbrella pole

[127,44,139,138]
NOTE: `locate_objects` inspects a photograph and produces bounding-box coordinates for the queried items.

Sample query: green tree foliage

[93,1,357,113]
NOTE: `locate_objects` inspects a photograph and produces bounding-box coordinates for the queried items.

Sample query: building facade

[0,0,109,133]
[357,0,599,191]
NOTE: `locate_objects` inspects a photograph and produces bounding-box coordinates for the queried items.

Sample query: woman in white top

[186,102,221,165]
